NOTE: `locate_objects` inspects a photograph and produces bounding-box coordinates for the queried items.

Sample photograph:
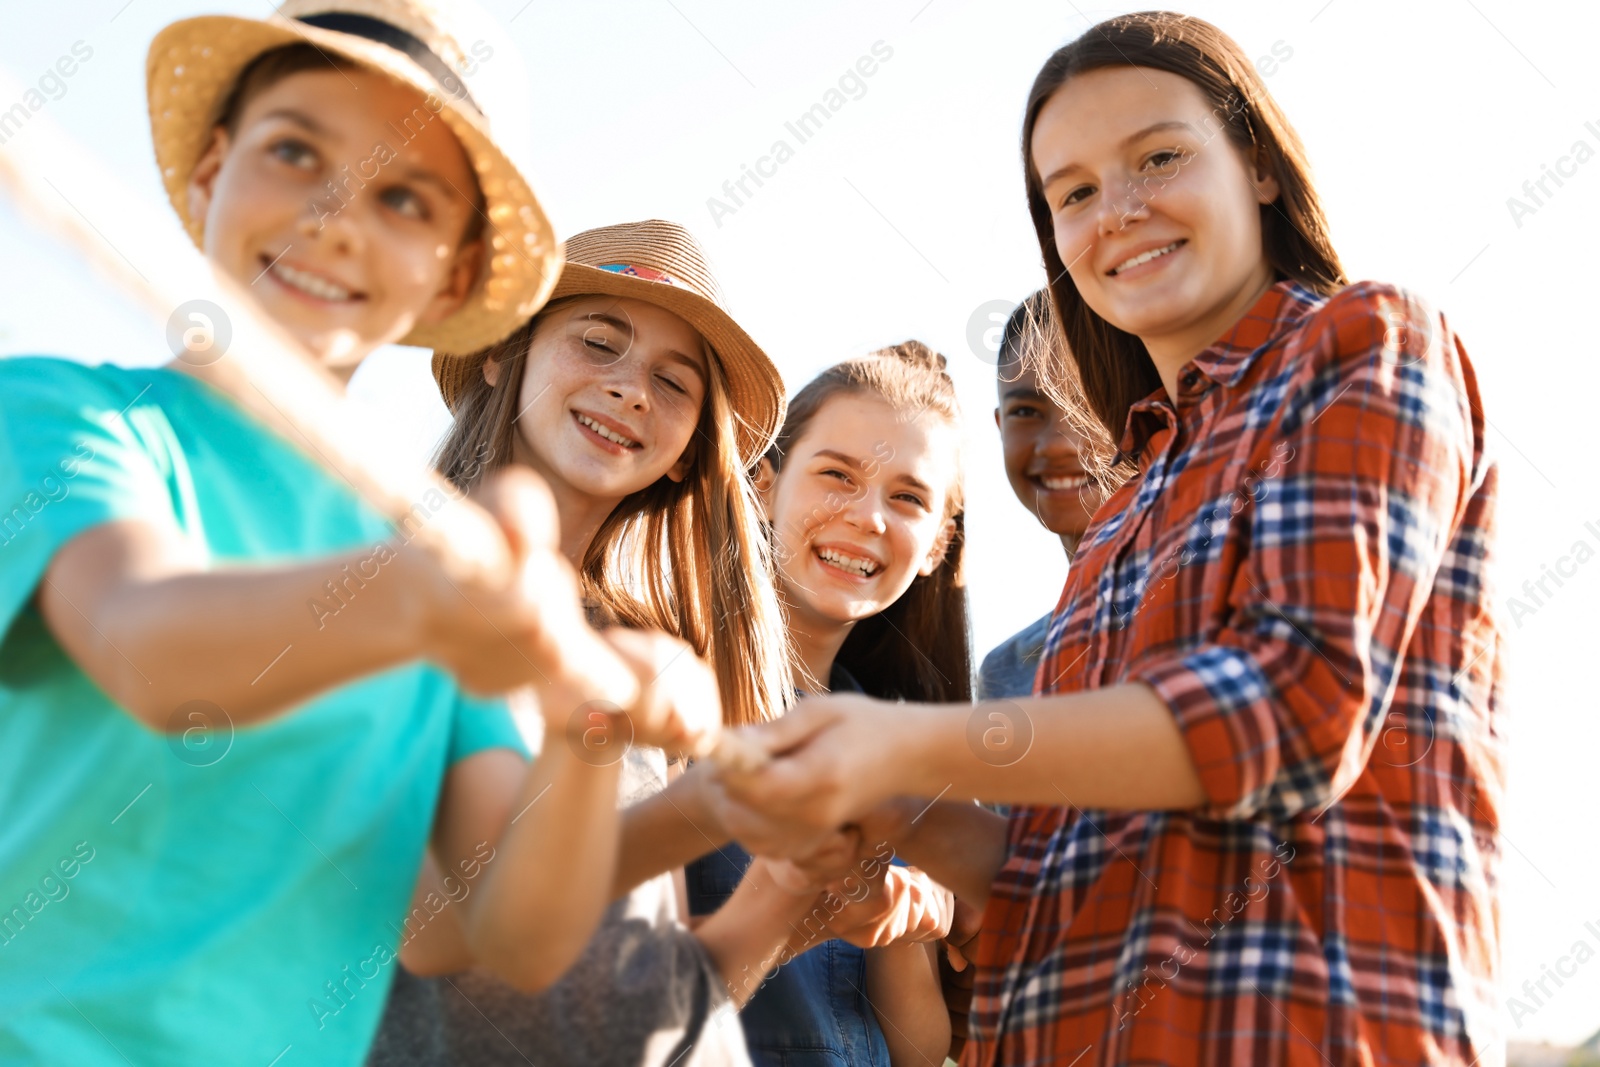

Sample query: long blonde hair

[434,296,790,727]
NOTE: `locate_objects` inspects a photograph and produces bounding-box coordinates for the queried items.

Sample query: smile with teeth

[575,412,640,449]
[1108,241,1183,276]
[265,256,358,301]
[1037,473,1091,492]
[815,547,879,578]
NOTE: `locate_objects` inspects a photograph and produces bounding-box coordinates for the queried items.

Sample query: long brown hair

[434,297,790,727]
[766,341,972,704]
[1021,11,1346,452]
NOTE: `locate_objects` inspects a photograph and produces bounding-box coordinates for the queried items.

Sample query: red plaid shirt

[967,281,1505,1066]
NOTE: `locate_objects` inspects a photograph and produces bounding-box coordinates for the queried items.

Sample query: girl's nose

[1098,175,1150,234]
[605,366,650,411]
[842,492,887,535]
[1037,415,1082,459]
[299,194,365,256]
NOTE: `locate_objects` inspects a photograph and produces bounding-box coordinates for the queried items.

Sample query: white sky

[2,0,1596,1048]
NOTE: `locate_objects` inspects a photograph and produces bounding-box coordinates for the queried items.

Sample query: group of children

[0,3,1505,1067]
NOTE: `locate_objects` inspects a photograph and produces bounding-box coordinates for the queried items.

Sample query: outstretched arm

[37,469,593,730]
[714,686,1202,886]
[428,631,724,993]
[613,760,729,899]
[40,519,433,729]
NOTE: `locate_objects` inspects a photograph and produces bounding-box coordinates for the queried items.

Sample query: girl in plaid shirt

[716,11,1503,1066]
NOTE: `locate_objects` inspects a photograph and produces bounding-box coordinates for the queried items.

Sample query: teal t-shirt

[0,358,525,1066]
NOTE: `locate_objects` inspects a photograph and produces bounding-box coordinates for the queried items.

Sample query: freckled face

[1032,66,1280,355]
[187,68,483,367]
[995,359,1099,540]
[763,394,959,629]
[495,295,710,510]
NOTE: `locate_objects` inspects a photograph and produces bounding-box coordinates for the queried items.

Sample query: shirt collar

[829,662,865,694]
[1118,279,1324,454]
[793,661,865,701]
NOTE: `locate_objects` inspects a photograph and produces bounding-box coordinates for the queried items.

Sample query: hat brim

[147,14,562,354]
[433,264,785,468]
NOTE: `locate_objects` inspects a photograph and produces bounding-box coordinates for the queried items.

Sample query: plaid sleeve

[1131,285,1477,819]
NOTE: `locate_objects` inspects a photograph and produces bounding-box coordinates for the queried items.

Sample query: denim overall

[685,665,890,1067]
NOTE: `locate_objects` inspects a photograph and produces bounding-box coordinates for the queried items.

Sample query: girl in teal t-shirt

[1,4,721,1064]
[0,359,515,1063]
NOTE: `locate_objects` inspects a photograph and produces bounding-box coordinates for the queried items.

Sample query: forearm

[866,943,949,1067]
[464,724,624,992]
[118,560,422,722]
[46,527,421,728]
[614,763,727,899]
[888,802,1009,907]
[694,861,820,1008]
[397,852,475,977]
[907,684,1206,810]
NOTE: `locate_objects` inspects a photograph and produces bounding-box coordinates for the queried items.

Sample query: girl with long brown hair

[763,341,973,705]
[685,341,972,1067]
[715,12,1503,1066]
[371,219,830,1067]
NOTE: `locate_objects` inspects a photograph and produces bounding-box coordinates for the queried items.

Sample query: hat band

[295,12,479,114]
[598,263,683,288]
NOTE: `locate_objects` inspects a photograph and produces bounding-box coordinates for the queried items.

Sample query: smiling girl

[367,219,849,1067]
[980,290,1120,702]
[761,342,969,705]
[715,13,1504,1066]
[188,49,488,375]
[681,342,968,1067]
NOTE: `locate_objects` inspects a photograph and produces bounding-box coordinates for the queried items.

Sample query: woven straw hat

[147,0,562,355]
[433,219,786,467]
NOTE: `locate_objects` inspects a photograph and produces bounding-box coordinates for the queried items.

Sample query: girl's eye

[581,333,617,355]
[379,186,429,221]
[656,373,687,395]
[1145,149,1184,171]
[268,137,318,171]
[1008,405,1044,419]
[894,492,929,510]
[1060,184,1094,209]
[821,468,851,483]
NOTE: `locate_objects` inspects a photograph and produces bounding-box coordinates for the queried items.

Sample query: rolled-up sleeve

[1132,285,1475,819]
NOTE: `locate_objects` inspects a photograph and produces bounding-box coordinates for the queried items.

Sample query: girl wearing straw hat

[0,6,714,1065]
[370,221,952,1067]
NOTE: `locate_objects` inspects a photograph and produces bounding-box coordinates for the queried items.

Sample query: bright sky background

[2,0,1596,1048]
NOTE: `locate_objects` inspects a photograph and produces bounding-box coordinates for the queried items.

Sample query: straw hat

[433,219,786,467]
[146,0,562,355]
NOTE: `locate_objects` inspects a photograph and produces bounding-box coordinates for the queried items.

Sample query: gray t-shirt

[366,744,750,1067]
